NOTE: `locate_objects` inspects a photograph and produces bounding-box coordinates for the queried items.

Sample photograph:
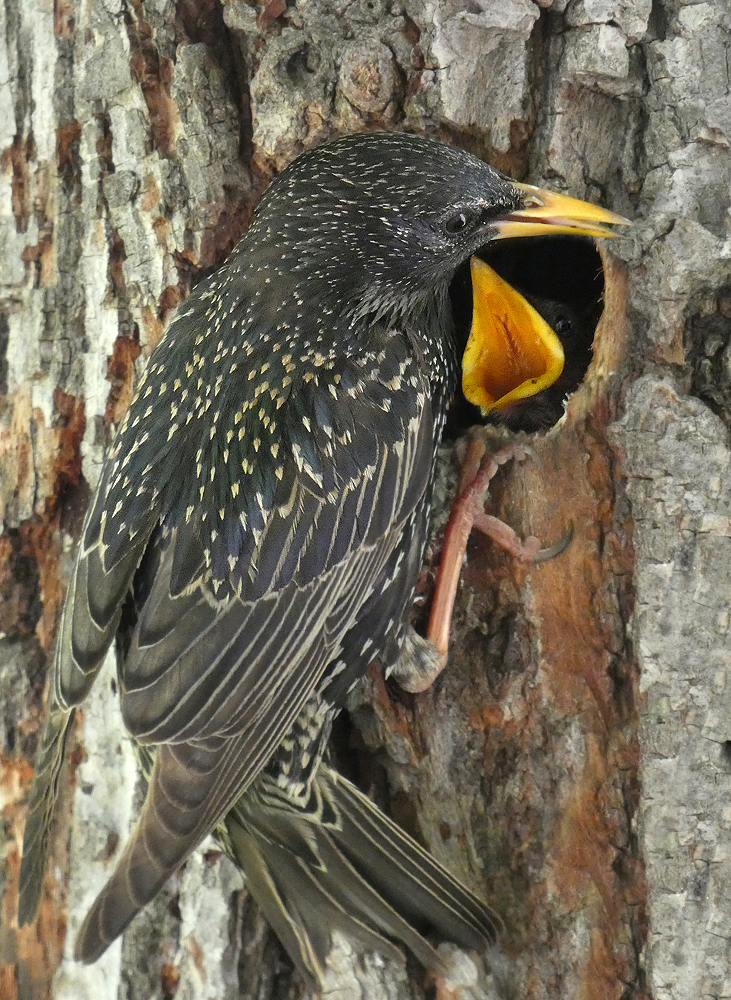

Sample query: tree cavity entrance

[447,236,606,437]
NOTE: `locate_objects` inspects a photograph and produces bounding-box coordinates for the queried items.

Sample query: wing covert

[119,379,434,752]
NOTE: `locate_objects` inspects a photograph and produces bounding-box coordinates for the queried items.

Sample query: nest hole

[446,235,606,437]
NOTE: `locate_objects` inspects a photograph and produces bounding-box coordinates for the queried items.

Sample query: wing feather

[23,310,437,953]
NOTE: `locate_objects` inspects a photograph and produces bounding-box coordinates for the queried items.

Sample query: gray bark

[0,1,729,998]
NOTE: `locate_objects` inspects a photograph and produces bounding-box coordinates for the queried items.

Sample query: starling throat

[18,131,627,982]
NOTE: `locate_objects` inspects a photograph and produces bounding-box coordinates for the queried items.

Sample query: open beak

[463,259,565,413]
[462,185,629,414]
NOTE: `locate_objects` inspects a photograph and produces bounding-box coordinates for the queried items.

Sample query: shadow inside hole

[720,741,731,771]
[446,235,605,438]
[686,287,731,428]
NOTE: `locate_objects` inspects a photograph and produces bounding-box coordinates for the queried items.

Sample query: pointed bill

[462,258,565,414]
[493,183,631,240]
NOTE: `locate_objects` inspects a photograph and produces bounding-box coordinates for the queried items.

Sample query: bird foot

[388,626,447,693]
[427,430,572,660]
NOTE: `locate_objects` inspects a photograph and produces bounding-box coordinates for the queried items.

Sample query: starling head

[243,132,524,318]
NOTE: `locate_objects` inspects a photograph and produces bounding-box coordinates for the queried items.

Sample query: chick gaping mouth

[462,186,629,416]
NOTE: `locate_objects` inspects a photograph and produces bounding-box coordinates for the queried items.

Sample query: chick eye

[444,210,472,235]
[554,316,572,335]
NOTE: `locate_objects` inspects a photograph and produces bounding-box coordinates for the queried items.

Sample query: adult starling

[18,131,626,981]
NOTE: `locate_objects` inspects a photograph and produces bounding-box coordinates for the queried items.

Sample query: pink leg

[427,434,572,658]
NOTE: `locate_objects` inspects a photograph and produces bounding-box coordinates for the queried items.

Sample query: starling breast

[18,131,627,979]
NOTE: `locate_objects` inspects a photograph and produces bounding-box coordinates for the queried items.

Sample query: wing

[117,320,435,746]
[74,387,435,960]
[21,275,436,943]
[76,319,436,959]
[18,462,157,924]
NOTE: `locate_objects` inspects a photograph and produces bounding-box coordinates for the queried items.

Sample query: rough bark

[0,1,729,998]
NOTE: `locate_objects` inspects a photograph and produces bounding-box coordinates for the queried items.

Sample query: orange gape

[462,257,565,413]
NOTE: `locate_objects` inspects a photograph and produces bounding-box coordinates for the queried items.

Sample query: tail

[71,750,499,979]
[222,764,499,987]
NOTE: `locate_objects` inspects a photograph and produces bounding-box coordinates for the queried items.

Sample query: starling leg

[390,433,571,695]
[427,432,572,662]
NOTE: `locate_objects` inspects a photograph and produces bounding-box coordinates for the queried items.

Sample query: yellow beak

[462,186,629,414]
[494,184,630,240]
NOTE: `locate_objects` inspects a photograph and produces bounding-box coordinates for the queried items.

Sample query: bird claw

[492,440,539,469]
[533,520,574,563]
[453,429,538,498]
[470,514,573,564]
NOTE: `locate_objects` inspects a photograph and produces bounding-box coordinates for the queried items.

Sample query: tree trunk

[1,1,729,998]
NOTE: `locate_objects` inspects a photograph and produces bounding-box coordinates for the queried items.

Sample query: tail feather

[71,748,499,981]
[330,771,499,948]
[223,764,498,986]
[226,815,411,987]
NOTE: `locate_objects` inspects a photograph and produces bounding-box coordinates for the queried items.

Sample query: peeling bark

[0,1,729,998]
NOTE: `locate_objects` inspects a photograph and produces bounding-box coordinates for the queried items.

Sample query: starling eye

[554,316,572,335]
[444,211,472,235]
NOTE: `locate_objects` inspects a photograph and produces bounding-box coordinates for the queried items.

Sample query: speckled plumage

[19,132,522,976]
